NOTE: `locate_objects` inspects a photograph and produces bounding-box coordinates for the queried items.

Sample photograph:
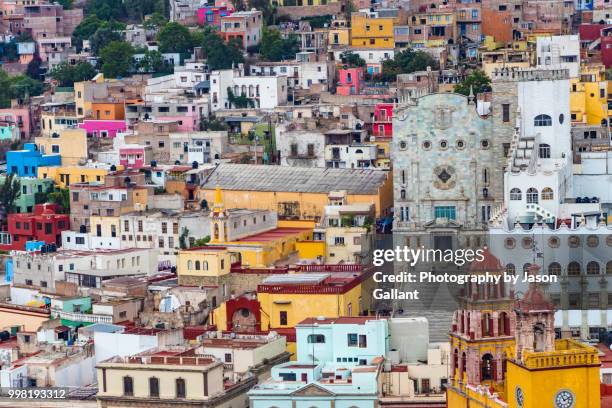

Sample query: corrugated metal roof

[202,164,388,194]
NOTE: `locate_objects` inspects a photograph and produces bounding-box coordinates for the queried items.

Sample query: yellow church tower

[447,256,602,408]
[210,185,228,243]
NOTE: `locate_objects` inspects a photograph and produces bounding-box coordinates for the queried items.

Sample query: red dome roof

[468,247,504,273]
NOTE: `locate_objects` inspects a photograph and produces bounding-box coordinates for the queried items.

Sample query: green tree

[137,50,173,74]
[158,22,193,55]
[227,88,254,109]
[72,15,103,52]
[26,55,43,80]
[90,27,123,56]
[47,188,70,213]
[144,12,167,30]
[0,174,21,223]
[49,62,97,87]
[9,75,44,103]
[200,115,228,131]
[380,49,438,82]
[100,41,135,78]
[339,51,366,68]
[259,28,299,61]
[199,26,244,70]
[193,236,211,247]
[179,227,189,249]
[454,69,492,97]
[56,0,73,9]
[85,0,125,21]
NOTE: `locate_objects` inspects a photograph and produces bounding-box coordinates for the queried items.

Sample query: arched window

[195,260,201,270]
[567,261,581,276]
[123,376,134,396]
[481,354,495,380]
[499,312,510,336]
[506,263,515,275]
[538,143,551,158]
[533,323,546,351]
[522,263,531,276]
[187,260,192,270]
[203,261,208,271]
[541,187,554,200]
[461,352,467,374]
[453,348,459,374]
[307,334,325,343]
[607,261,612,275]
[526,188,539,204]
[534,114,552,126]
[510,188,522,200]
[548,262,561,275]
[586,261,600,275]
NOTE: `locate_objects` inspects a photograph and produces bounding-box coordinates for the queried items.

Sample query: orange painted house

[91,101,125,121]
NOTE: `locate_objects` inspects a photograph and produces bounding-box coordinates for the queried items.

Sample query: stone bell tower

[514,263,556,361]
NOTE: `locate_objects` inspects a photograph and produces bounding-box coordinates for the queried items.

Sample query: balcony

[51,308,113,324]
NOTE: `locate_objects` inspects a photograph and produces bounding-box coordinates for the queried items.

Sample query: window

[358,334,367,348]
[307,334,325,343]
[149,377,159,398]
[224,353,232,362]
[176,378,186,398]
[587,261,600,275]
[434,206,456,220]
[548,262,561,275]
[347,333,358,347]
[502,104,510,122]
[534,114,552,126]
[538,144,551,158]
[541,187,554,200]
[123,376,133,396]
[567,262,581,276]
[526,188,538,204]
[506,264,515,275]
[279,311,288,325]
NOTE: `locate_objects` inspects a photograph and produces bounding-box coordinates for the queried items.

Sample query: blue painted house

[6,143,61,177]
[248,317,389,408]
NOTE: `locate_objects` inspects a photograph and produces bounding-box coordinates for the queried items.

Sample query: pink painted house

[197,6,232,28]
[0,107,34,139]
[79,120,127,138]
[119,145,150,169]
[336,67,365,96]
[155,114,200,132]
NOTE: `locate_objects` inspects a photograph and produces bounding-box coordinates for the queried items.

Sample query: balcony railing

[51,308,112,324]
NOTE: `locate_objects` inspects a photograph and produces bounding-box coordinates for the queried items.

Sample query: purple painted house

[79,120,127,138]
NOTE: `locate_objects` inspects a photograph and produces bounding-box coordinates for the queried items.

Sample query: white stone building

[536,35,580,78]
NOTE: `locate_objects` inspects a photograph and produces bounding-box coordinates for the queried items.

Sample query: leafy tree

[179,227,189,249]
[9,75,44,102]
[16,32,32,42]
[259,28,299,61]
[193,236,210,247]
[56,0,73,9]
[85,0,125,21]
[0,174,21,223]
[49,62,97,87]
[340,51,366,68]
[380,49,438,82]
[72,15,103,52]
[227,88,254,109]
[158,22,193,55]
[137,50,173,74]
[144,12,167,30]
[90,27,123,56]
[454,69,492,97]
[26,55,43,80]
[199,26,244,70]
[200,115,228,131]
[248,0,274,25]
[100,41,135,78]
[47,188,70,213]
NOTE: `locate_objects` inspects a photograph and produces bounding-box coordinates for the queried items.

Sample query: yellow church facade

[447,252,601,408]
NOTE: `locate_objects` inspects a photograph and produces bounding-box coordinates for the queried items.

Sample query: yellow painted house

[212,265,374,358]
[35,128,88,166]
[570,64,609,125]
[350,13,394,48]
[38,164,122,188]
[447,252,601,408]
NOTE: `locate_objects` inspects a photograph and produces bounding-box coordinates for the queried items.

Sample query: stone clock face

[515,386,524,407]
[554,390,575,408]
